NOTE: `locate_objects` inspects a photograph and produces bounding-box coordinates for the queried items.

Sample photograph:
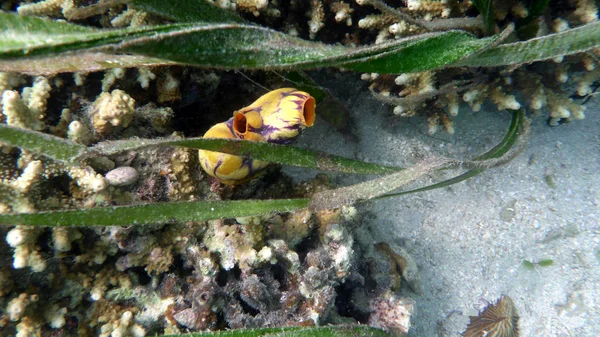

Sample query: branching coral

[99,310,146,337]
[0,72,23,93]
[111,8,149,28]
[308,0,326,39]
[52,226,81,252]
[17,0,75,18]
[7,293,38,322]
[330,1,353,26]
[572,0,599,24]
[67,120,94,145]
[0,74,145,229]
[5,226,46,272]
[350,0,599,132]
[233,0,269,16]
[45,305,68,329]
[157,71,182,104]
[101,68,126,92]
[1,77,51,131]
[0,147,417,336]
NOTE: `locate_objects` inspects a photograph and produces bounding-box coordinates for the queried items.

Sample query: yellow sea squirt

[198,88,316,185]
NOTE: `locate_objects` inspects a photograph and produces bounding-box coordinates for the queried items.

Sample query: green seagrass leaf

[0,123,401,174]
[3,10,599,75]
[0,12,494,74]
[471,0,495,34]
[0,199,309,226]
[0,124,86,164]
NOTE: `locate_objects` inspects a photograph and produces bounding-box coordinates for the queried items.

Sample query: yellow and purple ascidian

[199,88,316,185]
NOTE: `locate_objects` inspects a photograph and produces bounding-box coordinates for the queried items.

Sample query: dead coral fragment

[368,292,415,337]
[268,210,315,248]
[168,147,196,200]
[463,295,520,337]
[90,89,135,135]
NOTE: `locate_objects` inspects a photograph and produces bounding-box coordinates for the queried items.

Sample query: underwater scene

[0,0,599,336]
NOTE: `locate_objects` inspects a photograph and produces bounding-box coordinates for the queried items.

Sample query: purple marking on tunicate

[290,99,305,111]
[275,115,293,126]
[213,158,224,176]
[264,126,303,144]
[242,157,254,172]
[242,157,265,176]
[280,91,305,99]
[224,118,237,136]
[283,123,301,131]
[259,124,282,137]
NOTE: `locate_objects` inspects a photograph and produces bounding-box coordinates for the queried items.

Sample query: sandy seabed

[286,72,600,337]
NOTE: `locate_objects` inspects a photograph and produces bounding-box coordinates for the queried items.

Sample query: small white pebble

[105,167,139,187]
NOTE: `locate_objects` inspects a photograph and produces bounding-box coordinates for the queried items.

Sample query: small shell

[105,166,139,186]
[199,88,316,185]
[463,295,519,337]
